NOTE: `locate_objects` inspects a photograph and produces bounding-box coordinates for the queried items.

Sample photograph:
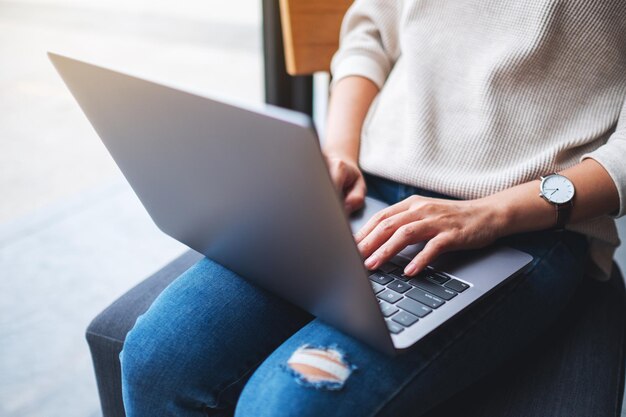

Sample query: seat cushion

[424,265,626,417]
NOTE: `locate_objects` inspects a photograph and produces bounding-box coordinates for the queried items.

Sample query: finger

[358,210,422,261]
[363,221,433,270]
[354,198,414,244]
[344,177,366,213]
[403,234,451,276]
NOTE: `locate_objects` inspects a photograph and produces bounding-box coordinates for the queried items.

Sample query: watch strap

[555,200,573,230]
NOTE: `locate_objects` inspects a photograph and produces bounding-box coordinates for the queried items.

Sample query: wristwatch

[539,173,575,229]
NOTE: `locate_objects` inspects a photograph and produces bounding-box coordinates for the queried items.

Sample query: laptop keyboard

[369,259,470,335]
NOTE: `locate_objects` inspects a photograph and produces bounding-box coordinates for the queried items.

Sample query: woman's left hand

[354,195,509,276]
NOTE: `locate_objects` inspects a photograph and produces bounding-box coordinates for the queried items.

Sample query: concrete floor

[1,1,625,416]
[0,181,187,417]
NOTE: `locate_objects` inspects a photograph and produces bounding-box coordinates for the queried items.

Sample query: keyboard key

[428,271,450,285]
[386,279,412,294]
[406,269,434,282]
[391,256,410,267]
[386,320,404,334]
[379,301,399,317]
[392,311,419,327]
[389,270,410,281]
[408,279,457,300]
[369,272,393,285]
[377,289,403,304]
[445,278,470,292]
[397,298,432,317]
[371,281,385,294]
[406,288,445,308]
[379,263,398,273]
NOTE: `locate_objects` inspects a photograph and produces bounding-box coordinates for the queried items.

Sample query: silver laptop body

[49,53,533,355]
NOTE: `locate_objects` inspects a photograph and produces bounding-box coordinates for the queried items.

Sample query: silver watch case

[539,173,575,205]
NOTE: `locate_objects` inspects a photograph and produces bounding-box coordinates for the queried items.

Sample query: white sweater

[330,0,626,280]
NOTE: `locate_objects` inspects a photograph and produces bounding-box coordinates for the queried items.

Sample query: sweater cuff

[330,54,389,90]
[581,138,626,218]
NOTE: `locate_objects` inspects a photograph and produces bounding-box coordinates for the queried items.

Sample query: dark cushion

[87,251,625,417]
[425,265,626,417]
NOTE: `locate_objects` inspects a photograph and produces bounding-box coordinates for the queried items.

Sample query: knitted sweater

[330,0,626,279]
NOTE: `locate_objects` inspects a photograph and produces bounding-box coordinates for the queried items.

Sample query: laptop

[48,53,533,356]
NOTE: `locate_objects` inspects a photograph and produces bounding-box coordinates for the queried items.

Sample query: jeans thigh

[235,230,588,417]
[120,258,312,416]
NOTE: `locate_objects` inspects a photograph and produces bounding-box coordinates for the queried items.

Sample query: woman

[120,1,626,416]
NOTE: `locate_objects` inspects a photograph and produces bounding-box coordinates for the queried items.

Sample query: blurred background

[1,1,625,417]
[0,1,262,415]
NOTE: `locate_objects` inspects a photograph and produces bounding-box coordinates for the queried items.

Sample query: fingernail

[364,256,378,270]
[404,263,417,276]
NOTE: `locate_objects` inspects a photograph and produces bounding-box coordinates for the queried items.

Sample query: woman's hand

[324,153,367,214]
[353,158,621,277]
[322,76,379,214]
[354,195,509,276]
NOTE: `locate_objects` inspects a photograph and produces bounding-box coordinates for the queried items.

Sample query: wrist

[484,181,557,236]
[322,145,359,166]
[477,195,515,239]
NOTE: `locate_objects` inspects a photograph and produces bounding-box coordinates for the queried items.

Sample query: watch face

[541,174,575,204]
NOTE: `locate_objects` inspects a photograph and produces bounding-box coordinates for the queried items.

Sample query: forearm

[355,158,620,274]
[323,76,379,164]
[487,159,620,236]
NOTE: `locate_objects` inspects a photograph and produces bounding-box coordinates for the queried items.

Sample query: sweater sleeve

[581,98,626,218]
[330,0,403,90]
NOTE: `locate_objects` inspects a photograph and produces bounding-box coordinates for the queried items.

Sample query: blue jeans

[120,174,589,417]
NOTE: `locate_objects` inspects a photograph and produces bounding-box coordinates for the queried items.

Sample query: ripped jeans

[120,174,589,417]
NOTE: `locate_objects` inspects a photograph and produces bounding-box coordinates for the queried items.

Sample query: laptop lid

[49,53,396,354]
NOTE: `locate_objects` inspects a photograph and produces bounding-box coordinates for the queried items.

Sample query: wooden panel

[279,0,353,75]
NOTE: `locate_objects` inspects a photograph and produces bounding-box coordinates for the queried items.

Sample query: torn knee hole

[286,345,355,390]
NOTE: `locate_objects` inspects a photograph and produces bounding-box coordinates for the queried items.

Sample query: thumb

[344,178,367,213]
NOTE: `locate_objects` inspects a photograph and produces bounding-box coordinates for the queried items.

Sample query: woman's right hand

[324,153,367,214]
